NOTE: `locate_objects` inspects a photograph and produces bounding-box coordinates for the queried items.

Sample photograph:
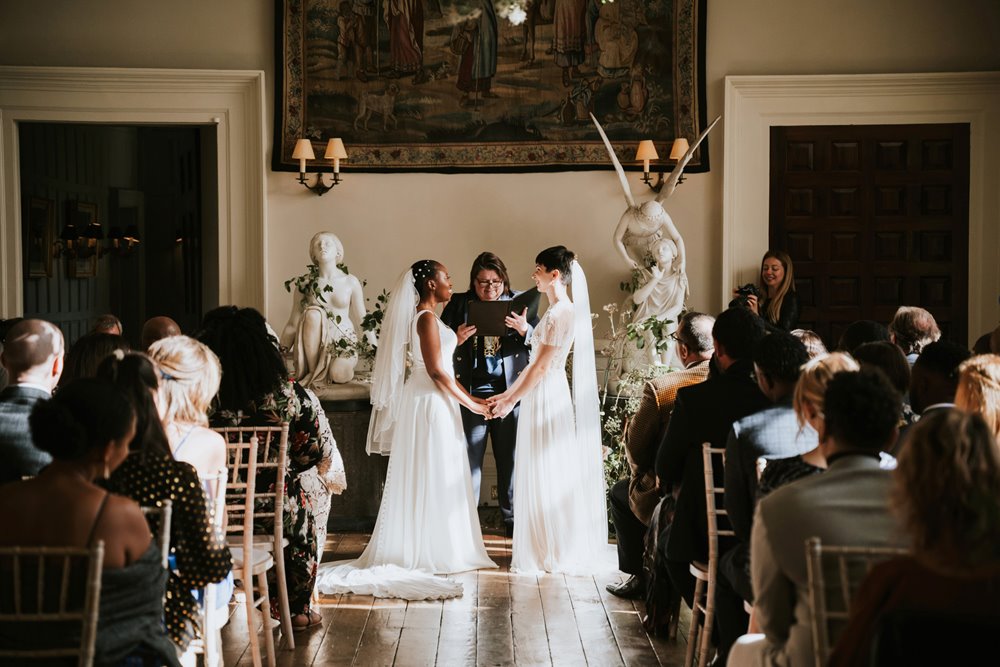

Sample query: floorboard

[218,530,689,666]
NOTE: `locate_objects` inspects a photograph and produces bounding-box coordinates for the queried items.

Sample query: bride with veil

[487,246,609,574]
[314,259,496,600]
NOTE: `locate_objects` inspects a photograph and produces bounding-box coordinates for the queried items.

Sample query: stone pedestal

[316,383,387,532]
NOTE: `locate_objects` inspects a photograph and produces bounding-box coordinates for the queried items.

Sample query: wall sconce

[105,225,141,257]
[292,138,348,196]
[635,137,690,193]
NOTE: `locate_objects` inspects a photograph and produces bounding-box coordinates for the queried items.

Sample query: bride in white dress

[315,260,496,599]
[488,246,609,574]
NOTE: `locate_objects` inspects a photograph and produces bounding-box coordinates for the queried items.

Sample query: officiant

[441,252,539,533]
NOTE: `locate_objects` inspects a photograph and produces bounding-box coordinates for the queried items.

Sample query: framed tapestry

[274,0,709,172]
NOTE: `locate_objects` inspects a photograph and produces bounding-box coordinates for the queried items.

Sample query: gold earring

[103,460,110,479]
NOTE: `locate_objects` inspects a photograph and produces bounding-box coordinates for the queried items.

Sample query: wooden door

[769,124,969,348]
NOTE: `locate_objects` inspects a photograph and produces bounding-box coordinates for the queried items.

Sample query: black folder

[466,288,540,337]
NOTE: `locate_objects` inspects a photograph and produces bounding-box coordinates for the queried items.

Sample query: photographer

[733,250,799,331]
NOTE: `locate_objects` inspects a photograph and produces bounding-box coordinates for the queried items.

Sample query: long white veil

[366,269,418,455]
[570,260,609,551]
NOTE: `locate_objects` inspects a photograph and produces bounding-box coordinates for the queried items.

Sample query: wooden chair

[0,541,105,666]
[215,424,292,666]
[805,536,908,667]
[140,499,173,569]
[684,444,734,667]
[180,469,228,667]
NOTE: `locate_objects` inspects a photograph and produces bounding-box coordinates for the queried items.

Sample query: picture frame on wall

[273,0,709,173]
[26,197,55,278]
[66,201,98,278]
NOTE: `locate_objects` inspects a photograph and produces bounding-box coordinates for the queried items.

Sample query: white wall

[2,0,998,331]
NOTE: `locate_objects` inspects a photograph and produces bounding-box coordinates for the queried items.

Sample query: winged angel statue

[591,113,720,365]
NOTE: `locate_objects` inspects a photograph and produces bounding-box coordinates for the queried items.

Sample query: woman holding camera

[735,250,799,331]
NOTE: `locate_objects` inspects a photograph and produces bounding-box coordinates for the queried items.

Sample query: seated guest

[829,410,1000,666]
[836,319,890,355]
[655,307,769,610]
[888,306,940,365]
[92,313,123,336]
[198,306,327,630]
[789,328,826,359]
[971,323,1000,355]
[728,369,905,667]
[908,340,972,419]
[59,331,129,387]
[714,332,814,662]
[606,312,714,599]
[0,378,180,666]
[148,335,227,477]
[141,315,182,351]
[954,354,1000,441]
[853,341,917,426]
[99,351,232,651]
[0,317,25,392]
[0,319,64,483]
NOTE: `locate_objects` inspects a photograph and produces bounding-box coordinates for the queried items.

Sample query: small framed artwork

[66,201,98,278]
[26,197,55,278]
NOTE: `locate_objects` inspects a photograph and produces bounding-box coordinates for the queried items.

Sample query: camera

[729,283,763,310]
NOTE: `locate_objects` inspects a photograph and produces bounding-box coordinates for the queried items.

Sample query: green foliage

[626,315,675,352]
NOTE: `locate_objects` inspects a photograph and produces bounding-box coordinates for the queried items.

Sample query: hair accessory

[159,369,176,381]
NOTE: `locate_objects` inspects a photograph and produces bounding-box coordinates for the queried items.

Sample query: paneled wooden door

[769,124,969,348]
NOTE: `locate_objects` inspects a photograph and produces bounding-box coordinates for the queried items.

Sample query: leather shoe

[606,574,645,599]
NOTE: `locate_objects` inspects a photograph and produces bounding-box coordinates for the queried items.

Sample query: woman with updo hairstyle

[314,259,496,600]
[97,351,232,651]
[147,335,227,477]
[486,246,607,574]
[197,305,330,630]
[830,410,1000,666]
[955,353,1000,442]
[740,250,799,331]
[0,377,181,666]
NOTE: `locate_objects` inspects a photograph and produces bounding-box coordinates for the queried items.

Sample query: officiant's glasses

[476,279,504,288]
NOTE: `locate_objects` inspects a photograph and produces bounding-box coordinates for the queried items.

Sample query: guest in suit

[728,369,905,667]
[655,307,769,607]
[714,332,814,662]
[0,319,65,483]
[605,312,714,599]
[830,409,1000,666]
[440,252,538,532]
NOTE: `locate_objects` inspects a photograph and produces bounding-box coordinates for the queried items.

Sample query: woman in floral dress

[198,306,329,630]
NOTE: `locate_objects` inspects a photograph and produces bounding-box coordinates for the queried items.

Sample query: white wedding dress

[315,309,496,599]
[511,300,610,574]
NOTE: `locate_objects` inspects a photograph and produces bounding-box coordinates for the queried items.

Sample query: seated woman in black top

[739,250,799,331]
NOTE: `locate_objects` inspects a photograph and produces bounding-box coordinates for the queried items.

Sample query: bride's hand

[486,394,514,420]
[469,400,491,418]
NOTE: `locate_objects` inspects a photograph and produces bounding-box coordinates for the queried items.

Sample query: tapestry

[273,0,708,172]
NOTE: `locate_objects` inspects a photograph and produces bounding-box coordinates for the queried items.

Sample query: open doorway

[18,122,219,346]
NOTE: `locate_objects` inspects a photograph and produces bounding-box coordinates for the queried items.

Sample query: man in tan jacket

[607,312,714,597]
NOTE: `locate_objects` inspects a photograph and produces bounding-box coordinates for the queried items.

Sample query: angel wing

[656,115,721,203]
[590,112,636,209]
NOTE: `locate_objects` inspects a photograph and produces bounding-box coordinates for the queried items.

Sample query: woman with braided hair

[315,259,496,600]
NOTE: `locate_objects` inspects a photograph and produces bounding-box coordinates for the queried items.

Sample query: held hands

[485,393,515,421]
[505,307,529,337]
[468,396,491,418]
[456,323,477,346]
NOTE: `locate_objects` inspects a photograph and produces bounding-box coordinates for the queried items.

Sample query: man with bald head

[140,316,181,351]
[0,319,65,482]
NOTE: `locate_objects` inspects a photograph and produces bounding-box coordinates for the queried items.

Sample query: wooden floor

[220,532,692,666]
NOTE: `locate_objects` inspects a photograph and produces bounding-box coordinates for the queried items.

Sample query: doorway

[769,123,970,347]
[18,122,218,346]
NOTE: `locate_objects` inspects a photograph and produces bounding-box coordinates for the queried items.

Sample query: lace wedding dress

[511,299,610,574]
[315,309,496,599]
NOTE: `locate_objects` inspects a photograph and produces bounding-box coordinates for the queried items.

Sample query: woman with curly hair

[197,306,327,631]
[830,409,1000,665]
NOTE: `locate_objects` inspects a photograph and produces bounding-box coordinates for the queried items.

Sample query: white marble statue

[281,232,376,387]
[590,113,720,277]
[631,237,687,366]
